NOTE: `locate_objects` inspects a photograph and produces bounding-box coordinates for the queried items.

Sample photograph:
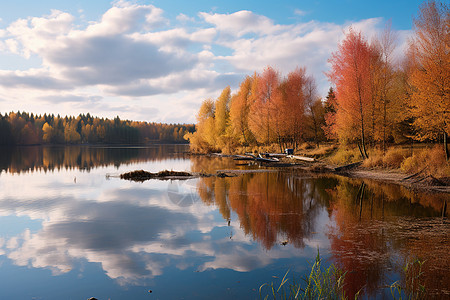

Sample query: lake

[0,145,448,299]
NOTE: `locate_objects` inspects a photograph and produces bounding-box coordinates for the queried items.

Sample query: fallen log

[233,155,255,161]
[287,155,315,162]
[261,153,287,158]
[256,154,279,163]
[334,161,363,172]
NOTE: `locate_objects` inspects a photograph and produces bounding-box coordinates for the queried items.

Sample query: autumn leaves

[188,1,449,159]
[186,67,324,153]
[328,0,449,160]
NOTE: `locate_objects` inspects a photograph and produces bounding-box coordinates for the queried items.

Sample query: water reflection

[0,148,448,299]
[324,176,450,298]
[0,144,189,173]
[195,171,336,250]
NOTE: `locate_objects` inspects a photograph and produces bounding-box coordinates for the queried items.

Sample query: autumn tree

[377,22,398,152]
[278,68,309,149]
[408,0,450,160]
[307,98,326,147]
[303,76,325,147]
[42,122,55,143]
[327,28,372,159]
[185,99,216,152]
[249,66,280,145]
[214,86,231,149]
[0,115,14,145]
[323,87,338,141]
[64,119,81,144]
[228,76,255,146]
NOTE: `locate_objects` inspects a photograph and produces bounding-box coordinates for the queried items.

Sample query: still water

[0,145,448,299]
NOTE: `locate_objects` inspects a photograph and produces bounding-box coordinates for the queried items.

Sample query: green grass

[259,250,352,300]
[259,251,427,300]
[390,259,427,300]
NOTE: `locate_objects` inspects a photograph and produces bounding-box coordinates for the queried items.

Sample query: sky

[0,0,425,123]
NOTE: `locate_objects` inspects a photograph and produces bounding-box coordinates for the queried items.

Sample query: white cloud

[294,9,308,16]
[200,10,289,37]
[176,13,195,23]
[0,1,410,122]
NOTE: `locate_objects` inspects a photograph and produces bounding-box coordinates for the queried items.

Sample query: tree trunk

[361,125,368,159]
[445,131,449,161]
[383,98,387,154]
[357,143,365,160]
[278,135,283,153]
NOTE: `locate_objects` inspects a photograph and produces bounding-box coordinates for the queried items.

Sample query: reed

[259,252,427,300]
[390,258,426,300]
[259,250,350,300]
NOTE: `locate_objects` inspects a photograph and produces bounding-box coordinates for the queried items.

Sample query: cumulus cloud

[49,35,197,86]
[199,10,289,37]
[0,69,72,90]
[0,1,404,122]
[1,3,203,91]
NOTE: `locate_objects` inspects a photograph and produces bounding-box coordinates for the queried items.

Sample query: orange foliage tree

[228,76,255,146]
[408,0,450,160]
[248,66,280,145]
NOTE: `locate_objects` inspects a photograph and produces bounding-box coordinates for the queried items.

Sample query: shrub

[362,149,384,168]
[328,147,361,165]
[383,148,410,168]
[401,145,450,177]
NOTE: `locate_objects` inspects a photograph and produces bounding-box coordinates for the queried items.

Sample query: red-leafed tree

[327,28,372,159]
[282,68,308,148]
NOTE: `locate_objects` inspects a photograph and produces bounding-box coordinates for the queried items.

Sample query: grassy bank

[323,144,449,179]
[200,142,449,179]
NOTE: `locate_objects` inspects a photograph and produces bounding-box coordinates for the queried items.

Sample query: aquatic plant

[259,250,350,300]
[259,252,428,300]
[390,258,426,300]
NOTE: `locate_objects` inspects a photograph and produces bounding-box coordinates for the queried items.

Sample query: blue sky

[0,0,425,123]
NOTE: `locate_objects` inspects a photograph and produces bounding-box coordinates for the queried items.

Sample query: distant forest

[0,111,195,145]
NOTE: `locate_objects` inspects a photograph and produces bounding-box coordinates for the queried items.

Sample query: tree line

[0,111,194,146]
[185,67,327,153]
[186,1,449,160]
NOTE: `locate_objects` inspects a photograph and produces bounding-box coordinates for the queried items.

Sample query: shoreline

[199,152,450,194]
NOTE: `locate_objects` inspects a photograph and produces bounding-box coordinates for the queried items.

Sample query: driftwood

[401,167,427,181]
[233,155,255,161]
[256,154,279,163]
[287,155,315,162]
[234,153,281,163]
[261,153,287,158]
[334,161,363,172]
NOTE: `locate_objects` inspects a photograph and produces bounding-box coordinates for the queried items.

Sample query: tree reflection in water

[325,176,450,298]
[1,149,448,298]
[194,168,336,250]
[0,145,189,173]
[191,155,450,298]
